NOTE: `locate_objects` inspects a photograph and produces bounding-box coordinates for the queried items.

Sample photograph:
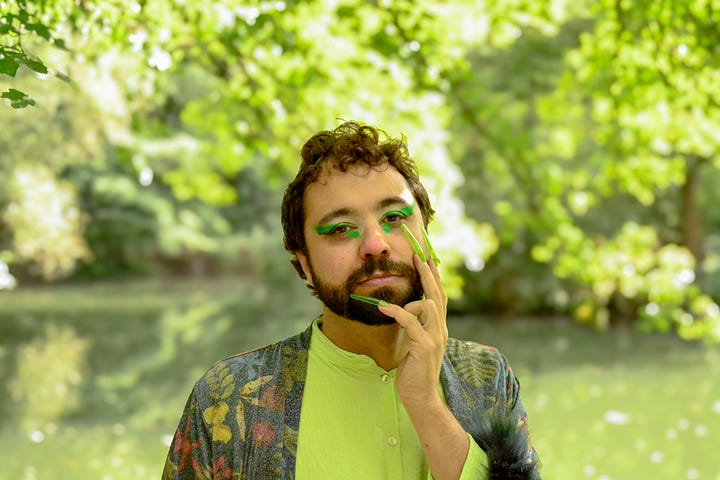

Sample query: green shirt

[296,319,487,479]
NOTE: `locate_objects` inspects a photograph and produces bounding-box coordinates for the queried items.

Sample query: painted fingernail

[421,225,440,265]
[350,293,386,308]
[401,224,427,262]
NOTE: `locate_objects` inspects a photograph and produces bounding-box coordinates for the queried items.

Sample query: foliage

[0,0,68,107]
[1,0,719,341]
[446,0,720,341]
[534,0,720,339]
[8,323,89,429]
[3,164,91,280]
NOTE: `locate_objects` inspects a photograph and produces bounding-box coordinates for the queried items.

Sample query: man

[162,121,540,480]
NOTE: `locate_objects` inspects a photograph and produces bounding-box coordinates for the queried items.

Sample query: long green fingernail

[350,293,387,308]
[421,225,440,265]
[401,224,427,262]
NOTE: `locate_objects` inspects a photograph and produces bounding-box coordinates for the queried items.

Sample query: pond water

[1,278,718,479]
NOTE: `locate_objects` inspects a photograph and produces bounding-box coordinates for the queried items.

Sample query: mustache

[346,257,417,288]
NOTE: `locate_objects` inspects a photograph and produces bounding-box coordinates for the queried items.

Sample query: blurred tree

[540,0,720,340]
[2,0,512,296]
[1,0,718,341]
[448,0,720,340]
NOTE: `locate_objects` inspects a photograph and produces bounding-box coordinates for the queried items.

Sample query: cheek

[308,246,354,279]
[324,252,350,272]
[386,230,414,258]
[323,252,352,276]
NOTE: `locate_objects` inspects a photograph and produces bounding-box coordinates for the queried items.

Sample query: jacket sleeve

[162,387,214,480]
[441,339,541,479]
[478,349,541,480]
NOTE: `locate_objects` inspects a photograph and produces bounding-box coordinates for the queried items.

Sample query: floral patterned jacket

[162,323,536,480]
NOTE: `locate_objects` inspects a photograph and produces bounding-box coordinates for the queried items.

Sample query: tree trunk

[680,155,704,268]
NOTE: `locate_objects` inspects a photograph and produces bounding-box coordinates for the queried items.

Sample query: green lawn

[1,278,719,479]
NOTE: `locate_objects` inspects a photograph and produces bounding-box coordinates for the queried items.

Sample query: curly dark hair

[281,121,435,280]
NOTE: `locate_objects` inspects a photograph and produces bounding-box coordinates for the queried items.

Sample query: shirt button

[380,374,391,384]
[387,436,398,447]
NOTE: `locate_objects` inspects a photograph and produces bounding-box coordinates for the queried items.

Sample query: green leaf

[0,56,20,77]
[26,23,51,40]
[56,71,72,83]
[25,57,48,75]
[1,88,36,108]
[1,89,26,101]
[17,9,29,23]
[53,38,69,50]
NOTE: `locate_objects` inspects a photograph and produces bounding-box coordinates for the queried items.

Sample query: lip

[357,274,400,289]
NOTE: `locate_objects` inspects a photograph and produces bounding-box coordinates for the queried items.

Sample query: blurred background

[1,0,719,478]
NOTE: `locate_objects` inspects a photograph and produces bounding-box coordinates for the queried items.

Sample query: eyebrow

[314,196,412,226]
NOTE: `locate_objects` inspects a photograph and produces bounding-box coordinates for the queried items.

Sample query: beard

[309,256,424,326]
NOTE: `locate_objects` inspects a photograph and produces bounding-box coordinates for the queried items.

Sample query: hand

[379,254,469,480]
[378,253,448,408]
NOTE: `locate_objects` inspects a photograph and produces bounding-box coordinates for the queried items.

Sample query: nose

[359,225,391,259]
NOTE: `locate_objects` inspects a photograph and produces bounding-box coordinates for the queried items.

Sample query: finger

[420,225,444,300]
[411,259,446,341]
[414,255,443,308]
[401,299,442,336]
[427,258,447,308]
[379,302,430,337]
[405,266,449,341]
[402,300,431,323]
[401,224,444,304]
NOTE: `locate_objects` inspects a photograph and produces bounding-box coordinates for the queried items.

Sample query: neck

[319,307,408,371]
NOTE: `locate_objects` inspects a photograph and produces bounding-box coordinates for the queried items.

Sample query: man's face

[297,163,425,326]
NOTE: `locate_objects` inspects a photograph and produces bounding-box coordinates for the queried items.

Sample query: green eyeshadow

[397,204,414,217]
[313,224,337,235]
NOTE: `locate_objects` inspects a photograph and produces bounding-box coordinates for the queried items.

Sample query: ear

[296,252,314,286]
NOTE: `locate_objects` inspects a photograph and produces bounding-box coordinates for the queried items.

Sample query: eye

[381,204,414,227]
[382,210,410,225]
[330,224,351,235]
[314,223,358,239]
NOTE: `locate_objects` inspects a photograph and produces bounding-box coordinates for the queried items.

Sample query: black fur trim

[469,412,541,480]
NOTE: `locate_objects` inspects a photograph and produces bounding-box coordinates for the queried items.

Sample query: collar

[310,317,396,378]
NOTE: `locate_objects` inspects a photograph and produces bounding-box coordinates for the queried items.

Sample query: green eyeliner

[314,224,359,239]
[315,204,416,239]
[313,224,336,235]
[350,293,388,307]
[400,224,427,262]
[421,225,440,264]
